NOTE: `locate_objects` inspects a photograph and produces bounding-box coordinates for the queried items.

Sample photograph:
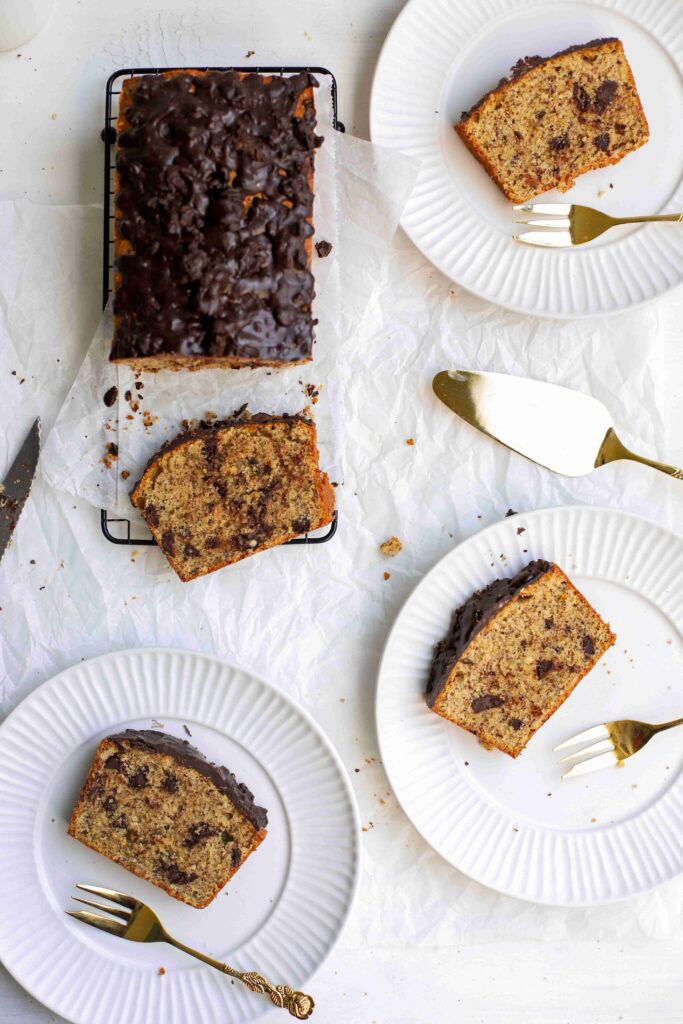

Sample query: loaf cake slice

[68,730,268,908]
[456,38,649,203]
[130,411,335,581]
[426,560,615,757]
[111,70,320,370]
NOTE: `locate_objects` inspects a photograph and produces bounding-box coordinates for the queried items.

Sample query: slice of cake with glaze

[68,730,268,908]
[456,38,649,203]
[426,560,616,757]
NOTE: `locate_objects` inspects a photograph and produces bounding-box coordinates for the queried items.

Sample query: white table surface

[2,1,683,1022]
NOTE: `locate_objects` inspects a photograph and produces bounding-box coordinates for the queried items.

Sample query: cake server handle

[596,428,683,480]
[168,936,315,1018]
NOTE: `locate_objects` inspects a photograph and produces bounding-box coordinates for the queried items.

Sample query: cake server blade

[432,370,683,480]
[0,418,40,562]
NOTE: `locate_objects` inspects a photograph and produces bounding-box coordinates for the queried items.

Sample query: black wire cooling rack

[100,65,342,547]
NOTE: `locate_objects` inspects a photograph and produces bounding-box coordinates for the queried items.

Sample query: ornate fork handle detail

[233,971,314,1018]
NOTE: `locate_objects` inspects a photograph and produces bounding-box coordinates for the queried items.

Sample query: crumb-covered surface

[456,38,649,203]
[68,730,268,908]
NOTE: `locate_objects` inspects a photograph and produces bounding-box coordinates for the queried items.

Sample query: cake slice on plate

[456,38,649,203]
[426,560,616,757]
[68,730,268,908]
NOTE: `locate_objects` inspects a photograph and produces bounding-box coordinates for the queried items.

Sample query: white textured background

[1,1,683,1022]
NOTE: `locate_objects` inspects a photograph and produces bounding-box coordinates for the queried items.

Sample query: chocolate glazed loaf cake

[456,38,649,203]
[111,70,321,370]
[427,560,616,757]
[130,410,335,581]
[68,730,268,908]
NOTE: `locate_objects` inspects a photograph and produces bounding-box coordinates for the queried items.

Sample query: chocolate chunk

[582,634,596,658]
[128,767,149,789]
[544,618,554,630]
[161,530,175,556]
[161,771,180,793]
[102,795,118,812]
[183,544,200,558]
[124,390,132,402]
[221,830,235,844]
[535,109,546,119]
[595,132,610,151]
[145,504,160,528]
[105,754,125,772]
[509,718,523,731]
[291,516,311,534]
[471,693,505,713]
[113,814,128,829]
[513,130,523,141]
[103,386,119,407]
[162,861,198,885]
[594,80,618,112]
[230,846,242,868]
[572,82,591,112]
[549,133,570,151]
[185,822,220,847]
[315,240,332,258]
[535,659,554,679]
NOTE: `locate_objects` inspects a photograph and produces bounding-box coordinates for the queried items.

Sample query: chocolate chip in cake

[292,516,311,534]
[549,133,570,151]
[183,543,200,558]
[145,504,160,528]
[103,386,119,407]
[595,132,610,151]
[230,846,242,868]
[113,814,129,829]
[105,754,125,772]
[161,530,175,556]
[471,693,505,713]
[572,82,591,112]
[102,795,118,813]
[535,659,554,679]
[582,634,596,658]
[544,618,554,630]
[162,861,199,886]
[594,80,618,112]
[185,822,220,847]
[509,718,523,731]
[221,830,235,844]
[128,767,149,789]
[161,771,180,793]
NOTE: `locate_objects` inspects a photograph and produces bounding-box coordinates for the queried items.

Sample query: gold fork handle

[167,937,314,1018]
[652,717,683,734]
[596,428,683,480]
[611,213,683,225]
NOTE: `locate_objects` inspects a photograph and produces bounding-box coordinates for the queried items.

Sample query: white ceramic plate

[0,648,360,1024]
[376,506,683,905]
[370,0,683,318]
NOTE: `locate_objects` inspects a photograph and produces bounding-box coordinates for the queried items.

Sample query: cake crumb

[383,572,391,580]
[406,438,415,446]
[121,470,130,480]
[158,967,166,976]
[244,49,255,57]
[315,240,333,258]
[380,536,403,557]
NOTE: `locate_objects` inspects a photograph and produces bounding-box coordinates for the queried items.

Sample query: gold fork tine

[562,750,619,779]
[558,737,615,764]
[71,896,132,921]
[65,910,127,937]
[76,883,139,909]
[512,217,571,228]
[513,203,572,215]
[554,723,610,751]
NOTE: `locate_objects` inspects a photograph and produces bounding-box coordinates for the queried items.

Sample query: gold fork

[554,717,683,778]
[513,203,683,247]
[66,884,314,1019]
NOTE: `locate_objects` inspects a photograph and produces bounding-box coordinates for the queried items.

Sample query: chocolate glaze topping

[459,38,619,121]
[426,559,552,708]
[112,71,321,363]
[107,729,268,830]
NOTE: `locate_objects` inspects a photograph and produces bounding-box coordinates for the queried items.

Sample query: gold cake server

[432,370,683,479]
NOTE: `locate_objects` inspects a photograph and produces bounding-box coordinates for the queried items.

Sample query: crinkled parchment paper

[1,129,683,962]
